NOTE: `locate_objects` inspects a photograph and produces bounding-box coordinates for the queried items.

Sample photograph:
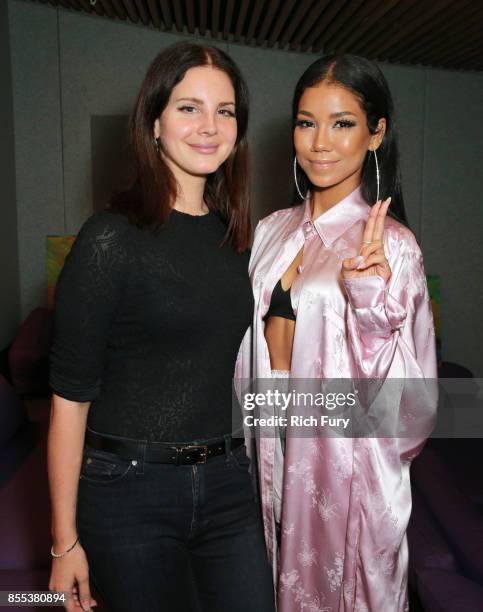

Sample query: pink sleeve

[344,248,438,459]
[343,249,437,381]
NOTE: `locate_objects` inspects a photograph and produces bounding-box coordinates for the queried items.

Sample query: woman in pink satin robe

[236,55,437,611]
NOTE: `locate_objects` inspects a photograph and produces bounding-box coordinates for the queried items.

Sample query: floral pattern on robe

[236,187,437,611]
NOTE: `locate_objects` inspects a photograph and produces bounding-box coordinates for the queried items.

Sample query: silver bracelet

[50,537,79,558]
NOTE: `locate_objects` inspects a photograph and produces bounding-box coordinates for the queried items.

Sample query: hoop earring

[294,157,307,200]
[373,149,380,202]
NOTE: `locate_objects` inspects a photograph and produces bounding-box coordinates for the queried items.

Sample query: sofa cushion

[408,484,458,579]
[416,568,483,611]
[411,446,483,585]
[0,375,26,449]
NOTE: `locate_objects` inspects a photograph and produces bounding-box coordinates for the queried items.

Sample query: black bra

[263,279,296,322]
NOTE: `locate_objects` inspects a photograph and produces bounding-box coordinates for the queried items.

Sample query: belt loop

[223,433,232,456]
[135,442,145,474]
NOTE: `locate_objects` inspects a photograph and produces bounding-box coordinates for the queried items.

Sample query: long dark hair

[109,42,251,251]
[292,54,408,225]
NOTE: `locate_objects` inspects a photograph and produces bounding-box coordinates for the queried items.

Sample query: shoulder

[384,216,422,259]
[257,204,302,229]
[73,210,133,254]
[77,210,131,241]
[253,205,303,248]
[66,211,134,272]
[249,205,304,270]
[254,204,304,240]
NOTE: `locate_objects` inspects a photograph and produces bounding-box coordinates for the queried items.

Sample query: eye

[219,108,236,117]
[334,119,356,128]
[295,119,315,129]
[178,105,199,113]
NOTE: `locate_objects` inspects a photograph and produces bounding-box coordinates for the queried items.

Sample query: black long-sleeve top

[49,209,253,442]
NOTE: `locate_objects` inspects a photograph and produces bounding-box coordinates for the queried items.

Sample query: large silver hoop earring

[373,149,380,202]
[294,156,307,200]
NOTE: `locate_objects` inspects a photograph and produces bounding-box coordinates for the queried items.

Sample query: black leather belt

[85,428,245,466]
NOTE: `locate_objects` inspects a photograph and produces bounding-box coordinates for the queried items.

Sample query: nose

[198,112,218,137]
[311,126,330,152]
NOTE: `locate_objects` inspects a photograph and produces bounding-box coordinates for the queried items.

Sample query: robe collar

[296,186,370,247]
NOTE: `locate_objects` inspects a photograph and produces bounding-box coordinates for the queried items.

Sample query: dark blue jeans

[76,433,275,612]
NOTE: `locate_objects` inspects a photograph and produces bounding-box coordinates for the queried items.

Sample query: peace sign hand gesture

[342,197,392,283]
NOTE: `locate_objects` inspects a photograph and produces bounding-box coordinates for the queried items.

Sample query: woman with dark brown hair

[47,42,275,612]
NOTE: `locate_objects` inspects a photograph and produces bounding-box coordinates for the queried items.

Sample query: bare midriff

[264,248,304,371]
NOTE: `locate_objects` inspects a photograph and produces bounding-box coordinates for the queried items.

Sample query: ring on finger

[362,240,372,244]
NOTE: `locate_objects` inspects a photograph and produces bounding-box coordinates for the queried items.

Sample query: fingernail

[385,196,392,206]
[354,256,364,267]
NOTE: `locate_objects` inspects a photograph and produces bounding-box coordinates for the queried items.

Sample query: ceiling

[29,0,483,71]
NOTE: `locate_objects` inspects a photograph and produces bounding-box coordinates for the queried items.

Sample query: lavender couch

[408,438,483,610]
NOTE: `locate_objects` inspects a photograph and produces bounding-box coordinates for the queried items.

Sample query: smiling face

[294,80,385,204]
[154,65,237,181]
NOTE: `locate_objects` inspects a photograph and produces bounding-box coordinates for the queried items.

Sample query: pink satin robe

[235,187,437,612]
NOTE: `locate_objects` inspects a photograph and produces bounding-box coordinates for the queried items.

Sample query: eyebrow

[297,110,357,118]
[176,97,235,106]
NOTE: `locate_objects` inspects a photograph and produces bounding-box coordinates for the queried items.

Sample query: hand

[49,542,97,611]
[342,198,392,283]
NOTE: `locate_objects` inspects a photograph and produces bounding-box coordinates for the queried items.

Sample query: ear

[153,118,161,139]
[369,118,386,152]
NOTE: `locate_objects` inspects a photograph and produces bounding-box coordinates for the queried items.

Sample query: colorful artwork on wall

[46,236,75,309]
[426,274,441,362]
